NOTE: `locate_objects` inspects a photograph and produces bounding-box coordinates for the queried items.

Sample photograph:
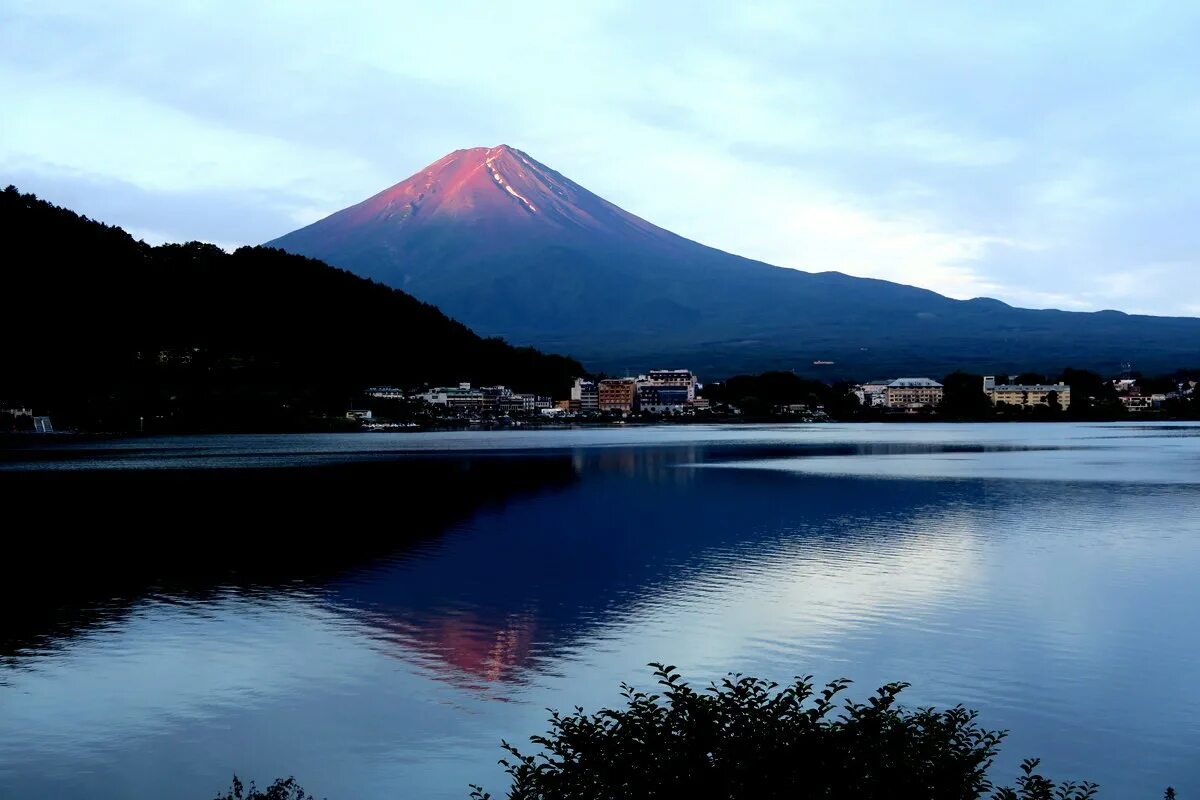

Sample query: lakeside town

[336,368,1199,430]
[4,369,1196,434]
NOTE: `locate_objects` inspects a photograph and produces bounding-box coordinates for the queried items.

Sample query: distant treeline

[705,369,1199,421]
[0,186,583,432]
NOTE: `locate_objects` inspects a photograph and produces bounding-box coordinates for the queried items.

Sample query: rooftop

[992,383,1069,392]
[888,378,944,388]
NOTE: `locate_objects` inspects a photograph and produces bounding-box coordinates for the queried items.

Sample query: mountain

[268,145,1200,377]
[0,186,581,431]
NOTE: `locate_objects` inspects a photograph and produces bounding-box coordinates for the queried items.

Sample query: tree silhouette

[468,664,1111,800]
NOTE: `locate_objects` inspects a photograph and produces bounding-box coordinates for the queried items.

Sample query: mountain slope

[268,145,1200,376]
[0,185,582,430]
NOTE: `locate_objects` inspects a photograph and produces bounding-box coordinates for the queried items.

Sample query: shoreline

[3,414,1196,441]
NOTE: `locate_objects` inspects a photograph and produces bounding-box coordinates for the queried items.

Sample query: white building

[636,369,699,413]
[416,383,485,409]
[854,379,893,407]
[570,378,599,412]
[366,387,406,400]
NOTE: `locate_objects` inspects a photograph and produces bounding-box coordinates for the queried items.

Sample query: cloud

[0,70,375,202]
[1,163,314,246]
[1,0,1198,316]
[730,193,1018,301]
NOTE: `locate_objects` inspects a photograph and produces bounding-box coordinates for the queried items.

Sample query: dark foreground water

[2,423,1198,799]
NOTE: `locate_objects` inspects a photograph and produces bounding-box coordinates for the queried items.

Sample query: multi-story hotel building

[598,378,637,413]
[983,376,1071,410]
[642,369,697,402]
[884,378,944,408]
[636,369,698,413]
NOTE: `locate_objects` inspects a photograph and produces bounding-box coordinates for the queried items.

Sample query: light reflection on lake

[2,423,1198,799]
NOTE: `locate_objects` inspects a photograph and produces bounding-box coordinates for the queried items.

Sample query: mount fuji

[267,145,1199,376]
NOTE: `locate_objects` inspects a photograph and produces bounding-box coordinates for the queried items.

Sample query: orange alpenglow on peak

[314,145,661,238]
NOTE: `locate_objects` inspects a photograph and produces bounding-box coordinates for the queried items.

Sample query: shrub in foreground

[470,663,1107,800]
[215,776,313,800]
[217,664,1179,799]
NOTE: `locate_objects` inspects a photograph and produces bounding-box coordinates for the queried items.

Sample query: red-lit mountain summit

[268,146,1200,376]
[272,145,673,258]
[307,145,658,236]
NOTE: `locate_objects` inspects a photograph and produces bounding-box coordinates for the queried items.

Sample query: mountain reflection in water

[2,424,1198,800]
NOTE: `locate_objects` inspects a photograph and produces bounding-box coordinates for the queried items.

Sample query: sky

[3,0,1198,316]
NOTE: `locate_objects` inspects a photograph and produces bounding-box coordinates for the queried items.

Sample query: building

[854,380,893,408]
[636,384,691,413]
[495,392,550,412]
[642,370,697,402]
[409,383,550,414]
[1114,379,1142,409]
[597,378,637,413]
[983,376,1071,410]
[345,409,374,421]
[570,378,599,412]
[416,383,485,410]
[884,378,944,408]
[494,393,531,412]
[366,387,406,400]
[1120,393,1152,411]
[635,369,699,414]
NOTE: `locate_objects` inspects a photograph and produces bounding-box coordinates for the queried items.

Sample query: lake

[2,423,1198,798]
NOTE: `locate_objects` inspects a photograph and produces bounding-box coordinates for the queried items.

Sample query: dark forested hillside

[0,186,583,431]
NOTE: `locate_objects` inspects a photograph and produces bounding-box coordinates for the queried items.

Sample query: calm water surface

[2,423,1199,798]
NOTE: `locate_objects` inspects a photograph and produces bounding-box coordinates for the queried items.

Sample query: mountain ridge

[268,146,1200,377]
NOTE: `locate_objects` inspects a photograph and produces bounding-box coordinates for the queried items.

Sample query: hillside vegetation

[0,186,582,431]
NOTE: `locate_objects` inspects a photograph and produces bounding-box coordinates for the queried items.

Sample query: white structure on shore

[570,378,599,412]
[853,380,893,407]
[375,383,551,412]
[635,369,699,413]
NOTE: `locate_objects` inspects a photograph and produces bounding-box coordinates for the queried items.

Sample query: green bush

[216,664,1180,800]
